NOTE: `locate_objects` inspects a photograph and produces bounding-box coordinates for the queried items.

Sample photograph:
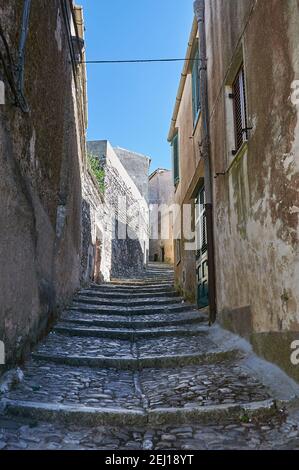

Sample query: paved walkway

[1,263,299,450]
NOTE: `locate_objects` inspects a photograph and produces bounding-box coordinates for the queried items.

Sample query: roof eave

[167,17,198,143]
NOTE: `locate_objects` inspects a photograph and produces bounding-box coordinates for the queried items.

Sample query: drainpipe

[193,0,217,324]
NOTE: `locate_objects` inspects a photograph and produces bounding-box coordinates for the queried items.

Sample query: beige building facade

[169,0,299,381]
[168,19,205,304]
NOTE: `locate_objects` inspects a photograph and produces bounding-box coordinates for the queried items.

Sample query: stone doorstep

[2,398,277,427]
[53,325,209,340]
[59,315,207,329]
[30,349,241,370]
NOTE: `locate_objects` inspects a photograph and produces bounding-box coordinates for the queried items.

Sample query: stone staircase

[0,263,290,449]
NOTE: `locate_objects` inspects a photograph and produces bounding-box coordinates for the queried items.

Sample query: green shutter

[192,59,197,122]
[192,48,200,124]
[172,133,179,185]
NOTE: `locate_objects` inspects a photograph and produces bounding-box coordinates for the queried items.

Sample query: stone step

[78,289,179,300]
[60,311,207,329]
[3,358,274,427]
[4,360,271,410]
[31,349,240,370]
[30,333,240,369]
[3,398,276,427]
[68,304,198,316]
[93,283,175,292]
[53,323,209,340]
[73,296,184,307]
[108,282,175,287]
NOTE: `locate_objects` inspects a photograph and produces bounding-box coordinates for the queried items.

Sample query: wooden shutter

[232,65,248,152]
[192,48,201,124]
[172,133,179,185]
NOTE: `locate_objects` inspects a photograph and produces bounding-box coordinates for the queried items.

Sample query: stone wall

[81,169,112,284]
[114,147,151,202]
[87,141,150,278]
[0,1,86,367]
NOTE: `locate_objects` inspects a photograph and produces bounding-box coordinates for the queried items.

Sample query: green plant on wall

[88,152,105,193]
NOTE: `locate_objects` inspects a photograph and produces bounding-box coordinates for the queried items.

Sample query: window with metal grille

[195,186,207,259]
[172,132,180,185]
[232,65,248,153]
[175,239,181,265]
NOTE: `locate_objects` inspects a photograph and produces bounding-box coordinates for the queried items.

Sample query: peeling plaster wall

[206,0,299,379]
[0,1,85,367]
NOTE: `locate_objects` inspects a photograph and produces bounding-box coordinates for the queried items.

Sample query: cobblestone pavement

[1,263,299,450]
[1,413,299,450]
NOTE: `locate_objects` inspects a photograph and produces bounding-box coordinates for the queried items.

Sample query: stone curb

[3,398,277,427]
[31,349,240,370]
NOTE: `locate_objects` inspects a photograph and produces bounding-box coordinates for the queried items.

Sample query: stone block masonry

[87,141,150,279]
[114,147,151,202]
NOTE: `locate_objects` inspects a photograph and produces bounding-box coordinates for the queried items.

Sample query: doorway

[195,185,209,308]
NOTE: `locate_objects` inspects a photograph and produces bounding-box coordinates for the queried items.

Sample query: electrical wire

[82,58,199,64]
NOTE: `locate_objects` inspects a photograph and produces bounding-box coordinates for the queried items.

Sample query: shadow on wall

[81,199,93,284]
[81,199,104,286]
[111,220,146,279]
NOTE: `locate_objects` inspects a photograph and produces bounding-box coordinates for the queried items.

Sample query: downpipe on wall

[194,0,217,324]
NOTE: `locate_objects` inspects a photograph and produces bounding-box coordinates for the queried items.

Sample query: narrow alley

[0,264,299,450]
[0,0,299,457]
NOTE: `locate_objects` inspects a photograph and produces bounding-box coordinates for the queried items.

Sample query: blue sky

[79,0,194,171]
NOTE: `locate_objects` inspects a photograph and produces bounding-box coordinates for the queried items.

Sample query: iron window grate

[232,65,248,153]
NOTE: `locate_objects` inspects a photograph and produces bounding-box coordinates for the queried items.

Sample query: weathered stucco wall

[207,0,299,380]
[149,169,174,264]
[0,1,85,367]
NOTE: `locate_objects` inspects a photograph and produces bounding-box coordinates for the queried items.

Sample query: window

[232,65,248,153]
[172,132,180,185]
[175,239,181,265]
[191,47,201,125]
